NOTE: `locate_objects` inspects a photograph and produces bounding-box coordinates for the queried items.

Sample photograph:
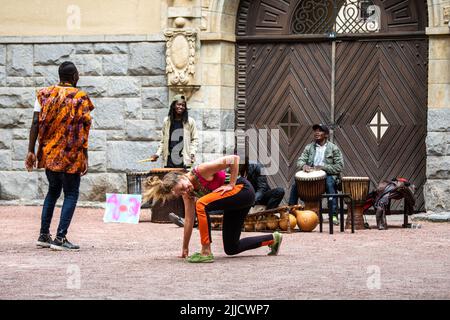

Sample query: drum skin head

[295,170,326,180]
[341,176,370,181]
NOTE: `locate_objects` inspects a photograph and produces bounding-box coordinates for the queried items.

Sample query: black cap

[312,124,329,134]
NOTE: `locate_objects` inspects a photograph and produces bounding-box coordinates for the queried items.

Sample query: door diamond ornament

[369,110,389,142]
[279,108,301,141]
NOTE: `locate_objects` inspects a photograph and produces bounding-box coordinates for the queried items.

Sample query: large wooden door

[334,39,427,210]
[245,42,331,193]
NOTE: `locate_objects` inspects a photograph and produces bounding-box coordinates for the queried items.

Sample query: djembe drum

[127,168,186,222]
[342,176,370,230]
[295,170,327,213]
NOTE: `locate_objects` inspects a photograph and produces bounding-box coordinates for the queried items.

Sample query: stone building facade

[0,0,448,214]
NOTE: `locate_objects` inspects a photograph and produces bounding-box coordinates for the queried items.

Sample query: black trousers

[256,187,285,209]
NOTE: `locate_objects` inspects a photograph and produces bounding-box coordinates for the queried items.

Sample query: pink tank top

[192,166,226,192]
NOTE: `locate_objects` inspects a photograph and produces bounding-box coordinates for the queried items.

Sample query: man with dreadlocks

[149,94,198,169]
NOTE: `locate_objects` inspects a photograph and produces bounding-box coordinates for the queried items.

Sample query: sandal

[186,253,214,263]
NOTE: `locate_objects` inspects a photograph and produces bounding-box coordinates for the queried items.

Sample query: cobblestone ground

[0,205,449,300]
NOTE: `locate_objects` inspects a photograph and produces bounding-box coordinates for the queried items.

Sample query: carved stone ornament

[164,28,197,86]
[444,6,450,24]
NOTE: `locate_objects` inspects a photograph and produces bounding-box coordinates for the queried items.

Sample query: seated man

[239,159,285,210]
[288,124,344,224]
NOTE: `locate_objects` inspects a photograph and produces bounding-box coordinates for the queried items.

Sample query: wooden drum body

[127,168,186,223]
[295,170,326,213]
[342,176,370,230]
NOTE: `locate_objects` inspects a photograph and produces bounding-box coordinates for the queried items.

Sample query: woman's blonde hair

[142,171,185,204]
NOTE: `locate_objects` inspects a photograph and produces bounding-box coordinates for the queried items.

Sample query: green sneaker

[333,215,339,225]
[189,252,201,257]
[186,253,214,263]
[268,231,283,256]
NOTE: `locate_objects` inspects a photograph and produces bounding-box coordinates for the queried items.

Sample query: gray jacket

[297,141,344,176]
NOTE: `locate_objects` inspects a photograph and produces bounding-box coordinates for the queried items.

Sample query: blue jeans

[288,175,337,216]
[40,170,81,238]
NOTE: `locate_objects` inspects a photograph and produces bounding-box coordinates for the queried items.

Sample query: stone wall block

[428,109,450,132]
[12,139,28,161]
[426,132,450,156]
[91,98,125,130]
[125,120,159,141]
[0,88,35,109]
[78,173,108,201]
[77,77,108,97]
[94,43,128,54]
[75,44,94,54]
[6,45,33,76]
[0,66,5,86]
[0,171,38,200]
[106,141,158,172]
[89,151,107,173]
[141,75,166,87]
[88,130,107,151]
[202,109,221,130]
[142,87,168,109]
[107,77,140,97]
[0,109,28,128]
[0,150,12,170]
[73,55,103,76]
[34,44,74,65]
[107,173,127,194]
[103,55,128,76]
[123,98,141,119]
[0,129,13,149]
[424,180,450,213]
[0,45,5,66]
[427,156,450,179]
[129,42,165,76]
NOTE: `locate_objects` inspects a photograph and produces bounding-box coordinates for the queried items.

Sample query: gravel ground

[0,205,449,300]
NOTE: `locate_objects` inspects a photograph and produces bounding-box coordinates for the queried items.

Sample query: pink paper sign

[104,193,142,224]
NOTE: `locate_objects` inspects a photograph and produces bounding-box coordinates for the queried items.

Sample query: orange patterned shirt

[36,84,94,174]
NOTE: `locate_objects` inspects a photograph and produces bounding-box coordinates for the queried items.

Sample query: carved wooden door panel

[334,39,427,210]
[244,42,332,196]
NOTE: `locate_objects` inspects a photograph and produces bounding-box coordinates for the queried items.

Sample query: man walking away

[25,61,94,251]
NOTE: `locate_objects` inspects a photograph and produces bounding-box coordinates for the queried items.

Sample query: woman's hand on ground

[180,248,189,258]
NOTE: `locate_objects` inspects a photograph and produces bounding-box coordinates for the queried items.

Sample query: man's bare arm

[25,112,39,171]
[28,112,39,153]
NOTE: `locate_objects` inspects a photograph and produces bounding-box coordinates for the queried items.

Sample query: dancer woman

[143,155,282,263]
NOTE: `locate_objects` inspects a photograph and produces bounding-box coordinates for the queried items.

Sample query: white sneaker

[169,212,184,227]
